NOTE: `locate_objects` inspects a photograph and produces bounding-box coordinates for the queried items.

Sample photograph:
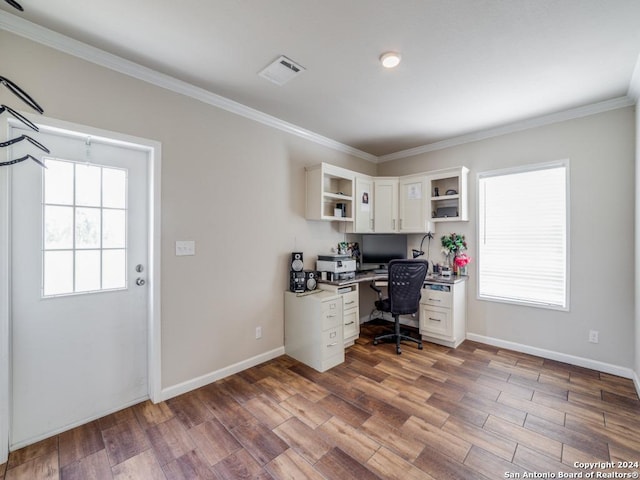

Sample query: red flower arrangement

[454,253,471,268]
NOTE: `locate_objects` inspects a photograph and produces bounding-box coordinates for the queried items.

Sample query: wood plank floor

[3,323,640,480]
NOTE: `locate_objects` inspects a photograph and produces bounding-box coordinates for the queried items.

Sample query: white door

[9,125,149,448]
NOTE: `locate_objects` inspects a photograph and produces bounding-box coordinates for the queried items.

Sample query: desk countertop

[319,271,468,287]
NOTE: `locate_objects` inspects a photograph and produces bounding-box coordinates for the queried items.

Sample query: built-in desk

[320,272,468,348]
[285,273,468,372]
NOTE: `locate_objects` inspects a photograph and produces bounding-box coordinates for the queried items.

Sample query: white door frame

[0,116,162,462]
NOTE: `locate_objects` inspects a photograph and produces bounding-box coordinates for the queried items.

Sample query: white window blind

[478,161,568,309]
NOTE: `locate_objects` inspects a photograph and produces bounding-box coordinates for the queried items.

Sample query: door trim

[0,116,162,460]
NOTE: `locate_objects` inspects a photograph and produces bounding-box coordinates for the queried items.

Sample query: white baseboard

[466,333,638,389]
[160,347,285,402]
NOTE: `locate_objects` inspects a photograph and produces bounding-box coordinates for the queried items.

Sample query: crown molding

[0,11,378,163]
[378,96,636,162]
[1,10,635,165]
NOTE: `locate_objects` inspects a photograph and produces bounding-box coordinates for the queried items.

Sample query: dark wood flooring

[2,323,640,479]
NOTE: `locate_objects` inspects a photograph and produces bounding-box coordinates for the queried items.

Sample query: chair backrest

[388,259,428,315]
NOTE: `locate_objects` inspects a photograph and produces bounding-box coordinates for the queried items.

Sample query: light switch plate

[175,240,195,256]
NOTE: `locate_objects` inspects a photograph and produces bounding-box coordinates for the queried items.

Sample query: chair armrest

[369,282,383,300]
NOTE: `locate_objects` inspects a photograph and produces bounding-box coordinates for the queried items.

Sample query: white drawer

[321,300,342,330]
[421,287,452,309]
[343,308,359,339]
[420,305,451,337]
[321,327,344,360]
[342,290,358,310]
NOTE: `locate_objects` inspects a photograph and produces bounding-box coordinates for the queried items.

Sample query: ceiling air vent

[258,55,305,86]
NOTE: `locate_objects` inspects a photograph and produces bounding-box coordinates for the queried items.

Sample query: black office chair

[372,259,428,354]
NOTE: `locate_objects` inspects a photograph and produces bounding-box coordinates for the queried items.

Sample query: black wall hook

[4,0,23,11]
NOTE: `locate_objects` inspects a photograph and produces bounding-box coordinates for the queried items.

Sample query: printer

[316,254,356,281]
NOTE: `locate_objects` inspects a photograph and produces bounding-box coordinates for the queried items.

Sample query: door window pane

[44,205,73,250]
[43,160,128,296]
[75,164,101,207]
[75,250,101,292]
[75,208,101,249]
[102,249,126,289]
[103,168,126,209]
[44,159,73,205]
[44,251,73,296]
[103,209,126,248]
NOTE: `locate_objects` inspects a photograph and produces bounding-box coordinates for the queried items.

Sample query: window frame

[476,159,570,311]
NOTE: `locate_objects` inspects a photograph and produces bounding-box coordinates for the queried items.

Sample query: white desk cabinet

[284,291,344,372]
[419,279,466,348]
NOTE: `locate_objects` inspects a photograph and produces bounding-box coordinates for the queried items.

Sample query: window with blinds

[478,161,568,310]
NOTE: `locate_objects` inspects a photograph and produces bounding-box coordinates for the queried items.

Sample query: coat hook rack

[1,1,50,168]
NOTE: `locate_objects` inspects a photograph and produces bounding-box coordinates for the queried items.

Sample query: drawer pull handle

[327,314,337,318]
[345,321,355,325]
[345,301,355,305]
[429,298,441,302]
[429,317,441,322]
[327,342,338,347]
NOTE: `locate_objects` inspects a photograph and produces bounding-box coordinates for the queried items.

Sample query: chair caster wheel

[373,340,378,345]
[418,344,423,350]
[396,348,401,354]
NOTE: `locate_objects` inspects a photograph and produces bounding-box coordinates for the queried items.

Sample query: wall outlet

[255,326,262,339]
[588,330,599,344]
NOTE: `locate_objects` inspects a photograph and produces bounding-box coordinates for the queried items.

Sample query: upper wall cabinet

[428,167,469,222]
[399,175,428,233]
[305,163,355,222]
[306,163,470,226]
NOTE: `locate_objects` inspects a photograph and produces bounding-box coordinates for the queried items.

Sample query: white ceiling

[2,0,640,158]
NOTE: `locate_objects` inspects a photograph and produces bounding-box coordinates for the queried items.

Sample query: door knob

[136,278,146,286]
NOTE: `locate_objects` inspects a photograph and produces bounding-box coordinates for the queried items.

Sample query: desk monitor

[361,234,407,271]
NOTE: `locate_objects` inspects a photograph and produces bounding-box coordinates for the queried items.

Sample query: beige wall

[379,107,636,368]
[0,31,375,390]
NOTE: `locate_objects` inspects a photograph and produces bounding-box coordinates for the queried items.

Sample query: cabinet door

[399,176,427,233]
[354,176,374,233]
[373,178,398,233]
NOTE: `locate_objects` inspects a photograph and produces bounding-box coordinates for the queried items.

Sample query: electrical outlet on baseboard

[256,326,263,339]
[588,330,599,344]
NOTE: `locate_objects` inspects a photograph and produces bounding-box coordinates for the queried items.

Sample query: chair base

[373,316,423,355]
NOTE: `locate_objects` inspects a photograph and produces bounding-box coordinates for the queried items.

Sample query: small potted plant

[441,233,469,275]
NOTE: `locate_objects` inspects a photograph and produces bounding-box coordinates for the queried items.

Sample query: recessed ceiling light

[380,52,401,69]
